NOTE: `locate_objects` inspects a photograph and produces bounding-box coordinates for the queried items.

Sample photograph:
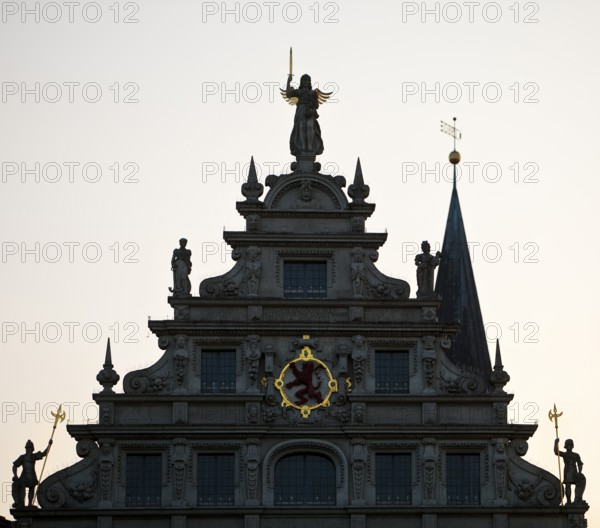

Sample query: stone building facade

[12,141,588,527]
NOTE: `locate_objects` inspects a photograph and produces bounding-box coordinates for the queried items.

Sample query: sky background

[1,0,598,521]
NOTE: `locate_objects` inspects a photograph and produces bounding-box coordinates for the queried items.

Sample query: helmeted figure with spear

[11,404,65,509]
[11,438,52,508]
[549,403,587,505]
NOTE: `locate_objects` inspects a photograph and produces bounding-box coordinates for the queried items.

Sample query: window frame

[200,349,237,394]
[196,453,236,506]
[445,452,482,505]
[274,453,337,506]
[374,349,410,394]
[125,453,163,507]
[283,260,328,298]
[375,452,412,505]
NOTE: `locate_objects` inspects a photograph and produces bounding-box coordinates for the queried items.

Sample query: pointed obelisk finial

[489,338,510,393]
[441,117,462,189]
[96,338,120,394]
[104,337,113,367]
[241,155,264,203]
[248,156,258,183]
[494,338,503,370]
[348,157,370,204]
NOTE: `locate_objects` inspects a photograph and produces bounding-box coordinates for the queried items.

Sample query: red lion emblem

[286,361,323,405]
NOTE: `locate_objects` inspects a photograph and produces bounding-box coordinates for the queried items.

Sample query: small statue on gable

[415,240,441,299]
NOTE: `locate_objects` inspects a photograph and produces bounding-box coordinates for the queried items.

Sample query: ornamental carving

[173,335,189,393]
[244,335,261,393]
[274,338,338,419]
[351,441,367,504]
[351,335,367,391]
[245,440,260,504]
[172,439,188,506]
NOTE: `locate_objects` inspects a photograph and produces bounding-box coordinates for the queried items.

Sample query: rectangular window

[197,454,235,505]
[376,453,411,505]
[125,454,162,507]
[446,453,480,505]
[283,261,327,298]
[375,351,409,393]
[201,350,236,393]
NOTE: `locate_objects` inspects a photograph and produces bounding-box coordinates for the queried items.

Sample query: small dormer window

[283,261,327,298]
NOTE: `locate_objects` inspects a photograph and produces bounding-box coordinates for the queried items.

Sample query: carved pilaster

[244,335,261,393]
[351,440,367,505]
[244,247,261,296]
[245,439,260,505]
[263,343,274,374]
[336,342,349,374]
[422,438,438,505]
[422,336,436,395]
[351,248,367,298]
[492,438,509,505]
[351,335,367,392]
[98,441,113,508]
[172,335,189,394]
[172,438,188,507]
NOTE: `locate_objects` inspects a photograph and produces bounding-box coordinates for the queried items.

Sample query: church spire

[434,127,492,378]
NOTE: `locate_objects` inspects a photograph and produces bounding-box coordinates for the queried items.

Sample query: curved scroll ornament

[123,349,173,395]
[275,341,338,419]
[37,440,100,510]
[200,247,262,298]
[350,249,410,299]
[505,440,561,507]
[123,335,175,394]
[437,344,488,395]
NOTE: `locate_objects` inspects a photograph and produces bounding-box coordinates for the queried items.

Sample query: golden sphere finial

[449,150,461,165]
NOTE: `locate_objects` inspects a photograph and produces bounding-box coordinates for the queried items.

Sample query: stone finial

[241,156,264,203]
[490,339,510,393]
[96,339,120,394]
[348,158,370,204]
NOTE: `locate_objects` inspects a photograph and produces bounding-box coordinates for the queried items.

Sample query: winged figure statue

[280,73,332,157]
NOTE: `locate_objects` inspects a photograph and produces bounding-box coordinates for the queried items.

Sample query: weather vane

[441,117,462,185]
[441,117,462,149]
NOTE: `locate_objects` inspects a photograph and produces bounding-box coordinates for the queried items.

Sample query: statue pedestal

[293,154,317,173]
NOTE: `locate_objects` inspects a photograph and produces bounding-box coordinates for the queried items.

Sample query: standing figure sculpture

[415,241,442,298]
[12,439,52,508]
[281,73,331,157]
[169,238,192,297]
[554,438,586,504]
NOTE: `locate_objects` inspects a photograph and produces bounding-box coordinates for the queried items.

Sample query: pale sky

[1,0,598,521]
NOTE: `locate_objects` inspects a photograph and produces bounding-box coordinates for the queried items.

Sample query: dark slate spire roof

[434,184,492,377]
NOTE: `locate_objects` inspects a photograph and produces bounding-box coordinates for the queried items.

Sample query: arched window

[274,454,336,505]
